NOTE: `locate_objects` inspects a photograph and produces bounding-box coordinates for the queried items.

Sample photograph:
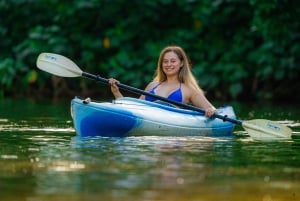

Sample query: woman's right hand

[108,78,123,98]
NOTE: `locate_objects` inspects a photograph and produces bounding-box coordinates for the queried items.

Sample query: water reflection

[32,136,225,196]
[20,135,298,201]
[1,132,300,201]
[0,119,74,132]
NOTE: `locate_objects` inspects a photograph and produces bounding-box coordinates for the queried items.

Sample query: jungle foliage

[0,0,299,102]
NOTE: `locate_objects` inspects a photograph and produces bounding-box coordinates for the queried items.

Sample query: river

[0,98,299,201]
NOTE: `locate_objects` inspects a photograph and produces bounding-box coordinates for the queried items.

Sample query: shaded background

[1,0,299,103]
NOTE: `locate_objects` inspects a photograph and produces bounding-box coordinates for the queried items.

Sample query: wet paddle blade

[36,53,83,77]
[242,119,292,141]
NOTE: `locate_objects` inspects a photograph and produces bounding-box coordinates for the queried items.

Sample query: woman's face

[161,51,183,77]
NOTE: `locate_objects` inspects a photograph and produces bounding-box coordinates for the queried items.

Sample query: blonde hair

[153,45,203,93]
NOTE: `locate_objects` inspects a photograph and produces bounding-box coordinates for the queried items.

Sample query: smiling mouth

[164,67,175,71]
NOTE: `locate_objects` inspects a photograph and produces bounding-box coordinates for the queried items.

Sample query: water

[0,98,300,201]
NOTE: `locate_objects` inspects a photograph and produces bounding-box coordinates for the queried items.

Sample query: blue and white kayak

[71,97,236,137]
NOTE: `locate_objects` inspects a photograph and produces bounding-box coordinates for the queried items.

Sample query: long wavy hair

[153,45,203,93]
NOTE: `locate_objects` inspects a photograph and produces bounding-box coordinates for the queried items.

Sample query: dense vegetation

[0,0,299,102]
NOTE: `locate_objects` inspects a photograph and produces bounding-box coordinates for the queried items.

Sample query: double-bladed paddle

[36,52,292,141]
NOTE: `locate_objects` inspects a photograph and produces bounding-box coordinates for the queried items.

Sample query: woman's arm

[190,91,216,117]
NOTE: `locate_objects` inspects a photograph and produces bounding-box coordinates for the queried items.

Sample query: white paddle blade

[242,119,292,141]
[36,53,83,77]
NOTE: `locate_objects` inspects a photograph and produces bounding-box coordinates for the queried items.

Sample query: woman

[109,45,216,117]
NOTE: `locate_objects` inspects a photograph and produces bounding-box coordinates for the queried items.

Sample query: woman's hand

[108,78,123,98]
[205,107,216,117]
[108,78,119,93]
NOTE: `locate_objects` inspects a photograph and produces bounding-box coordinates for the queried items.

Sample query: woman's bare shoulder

[181,83,203,98]
[145,81,159,90]
[181,83,194,93]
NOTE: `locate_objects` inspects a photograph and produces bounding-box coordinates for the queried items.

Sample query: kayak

[71,97,237,137]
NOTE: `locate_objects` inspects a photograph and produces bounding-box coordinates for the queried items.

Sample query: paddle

[36,52,292,141]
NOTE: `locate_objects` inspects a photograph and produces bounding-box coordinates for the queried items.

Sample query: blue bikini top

[145,83,183,102]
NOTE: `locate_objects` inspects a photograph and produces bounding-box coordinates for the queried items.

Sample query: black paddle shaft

[82,72,242,125]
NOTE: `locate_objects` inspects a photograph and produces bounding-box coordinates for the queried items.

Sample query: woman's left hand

[205,107,216,117]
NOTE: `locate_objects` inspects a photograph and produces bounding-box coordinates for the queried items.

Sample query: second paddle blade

[242,119,292,141]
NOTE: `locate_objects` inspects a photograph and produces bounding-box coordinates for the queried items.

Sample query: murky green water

[0,98,299,201]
